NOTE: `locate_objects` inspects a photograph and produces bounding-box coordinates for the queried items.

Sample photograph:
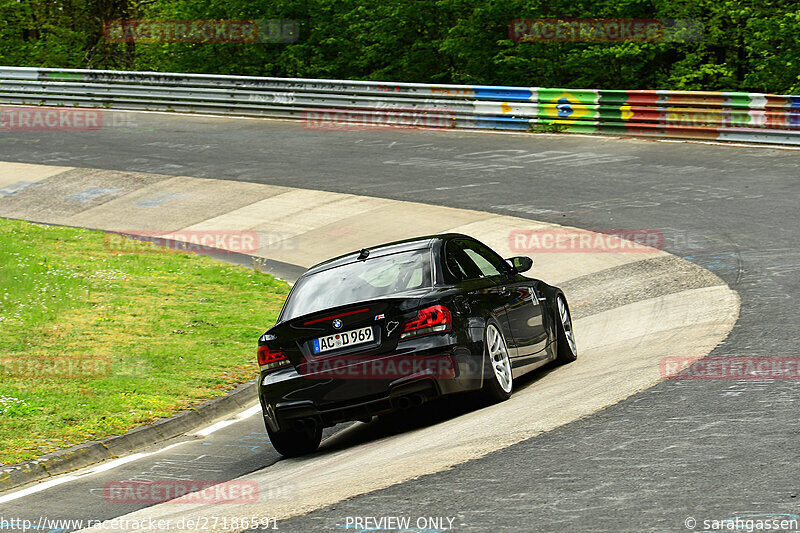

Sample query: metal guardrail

[1,66,799,145]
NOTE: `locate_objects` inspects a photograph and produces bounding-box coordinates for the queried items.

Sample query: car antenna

[357,248,370,260]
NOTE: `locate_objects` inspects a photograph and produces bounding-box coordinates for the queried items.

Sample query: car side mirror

[507,256,533,274]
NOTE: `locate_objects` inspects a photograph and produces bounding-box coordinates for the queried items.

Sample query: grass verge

[0,218,291,465]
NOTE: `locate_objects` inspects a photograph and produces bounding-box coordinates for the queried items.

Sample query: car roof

[303,233,470,276]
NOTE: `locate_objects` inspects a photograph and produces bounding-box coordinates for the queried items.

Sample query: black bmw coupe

[257,233,576,456]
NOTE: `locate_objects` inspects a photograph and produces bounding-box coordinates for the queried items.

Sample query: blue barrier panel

[789,96,800,126]
[472,86,533,102]
[471,116,531,130]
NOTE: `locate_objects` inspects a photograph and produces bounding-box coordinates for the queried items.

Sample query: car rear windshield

[280,249,432,321]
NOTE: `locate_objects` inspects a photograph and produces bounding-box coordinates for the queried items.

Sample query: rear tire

[482,322,513,402]
[555,295,577,364]
[267,424,322,457]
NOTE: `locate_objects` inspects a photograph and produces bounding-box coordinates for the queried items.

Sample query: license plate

[312,326,374,354]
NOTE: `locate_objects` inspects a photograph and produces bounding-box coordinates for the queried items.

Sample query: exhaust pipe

[394,395,424,410]
[395,396,411,409]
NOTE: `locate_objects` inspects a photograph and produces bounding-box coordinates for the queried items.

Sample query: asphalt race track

[1,112,798,532]
[0,160,736,532]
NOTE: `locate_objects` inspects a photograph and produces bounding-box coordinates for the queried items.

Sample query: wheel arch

[536,282,565,342]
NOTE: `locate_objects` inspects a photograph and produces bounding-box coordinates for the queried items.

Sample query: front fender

[536,283,565,346]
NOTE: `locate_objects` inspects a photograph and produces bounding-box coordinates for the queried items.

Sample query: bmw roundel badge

[332,319,343,330]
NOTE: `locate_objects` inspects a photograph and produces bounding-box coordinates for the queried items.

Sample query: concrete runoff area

[0,162,72,190]
[65,177,289,234]
[0,160,737,531]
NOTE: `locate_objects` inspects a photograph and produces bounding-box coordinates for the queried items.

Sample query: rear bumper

[267,379,439,431]
[258,344,483,431]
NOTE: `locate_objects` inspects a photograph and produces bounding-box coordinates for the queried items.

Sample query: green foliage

[0,0,798,94]
[529,121,568,133]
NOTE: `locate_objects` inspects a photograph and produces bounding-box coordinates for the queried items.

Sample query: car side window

[460,240,510,279]
[444,241,480,283]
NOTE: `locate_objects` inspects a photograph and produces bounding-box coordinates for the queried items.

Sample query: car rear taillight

[400,305,452,340]
[257,345,291,372]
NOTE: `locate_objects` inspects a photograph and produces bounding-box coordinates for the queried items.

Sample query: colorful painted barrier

[1,67,798,145]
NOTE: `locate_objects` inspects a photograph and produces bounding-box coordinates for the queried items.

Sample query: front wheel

[555,295,577,364]
[482,322,513,402]
[267,423,322,457]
